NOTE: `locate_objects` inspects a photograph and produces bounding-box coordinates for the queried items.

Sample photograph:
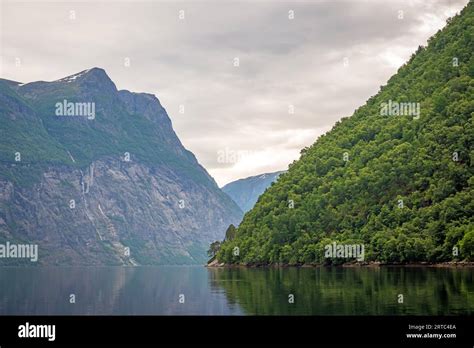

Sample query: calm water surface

[0,266,472,315]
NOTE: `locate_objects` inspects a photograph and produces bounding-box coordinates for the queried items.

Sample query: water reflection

[0,266,242,315]
[208,267,474,315]
[0,266,472,315]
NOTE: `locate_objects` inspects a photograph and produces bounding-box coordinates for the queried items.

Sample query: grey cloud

[0,0,468,185]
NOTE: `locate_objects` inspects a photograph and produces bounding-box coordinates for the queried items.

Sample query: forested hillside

[217,3,474,265]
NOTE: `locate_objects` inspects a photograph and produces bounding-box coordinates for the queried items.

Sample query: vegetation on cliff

[216,4,474,265]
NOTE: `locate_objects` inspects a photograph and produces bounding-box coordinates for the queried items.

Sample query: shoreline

[206,259,474,268]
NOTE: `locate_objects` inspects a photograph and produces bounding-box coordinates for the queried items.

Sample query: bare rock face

[0,68,242,265]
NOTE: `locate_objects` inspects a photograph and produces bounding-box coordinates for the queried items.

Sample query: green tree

[224,224,237,241]
[207,241,222,259]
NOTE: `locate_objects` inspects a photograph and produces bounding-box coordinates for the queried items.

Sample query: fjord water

[0,266,472,315]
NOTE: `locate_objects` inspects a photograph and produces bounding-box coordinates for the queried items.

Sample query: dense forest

[215,3,474,265]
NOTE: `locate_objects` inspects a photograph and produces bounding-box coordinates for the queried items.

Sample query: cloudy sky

[0,0,467,186]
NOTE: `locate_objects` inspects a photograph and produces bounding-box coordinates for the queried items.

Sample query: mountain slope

[217,4,474,265]
[222,171,285,212]
[0,68,242,265]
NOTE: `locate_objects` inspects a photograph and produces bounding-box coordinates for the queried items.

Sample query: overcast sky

[0,0,467,186]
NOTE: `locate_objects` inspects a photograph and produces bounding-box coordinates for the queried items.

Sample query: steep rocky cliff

[0,68,242,265]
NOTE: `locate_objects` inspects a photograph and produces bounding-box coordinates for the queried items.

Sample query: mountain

[222,171,285,212]
[216,4,474,265]
[0,68,242,265]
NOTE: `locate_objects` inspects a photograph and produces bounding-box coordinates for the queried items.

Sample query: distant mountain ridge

[222,171,286,212]
[0,68,242,265]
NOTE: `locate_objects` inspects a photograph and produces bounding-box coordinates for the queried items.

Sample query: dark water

[0,266,472,315]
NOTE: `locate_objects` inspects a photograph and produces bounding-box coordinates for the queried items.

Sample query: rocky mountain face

[222,171,285,212]
[0,68,242,265]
